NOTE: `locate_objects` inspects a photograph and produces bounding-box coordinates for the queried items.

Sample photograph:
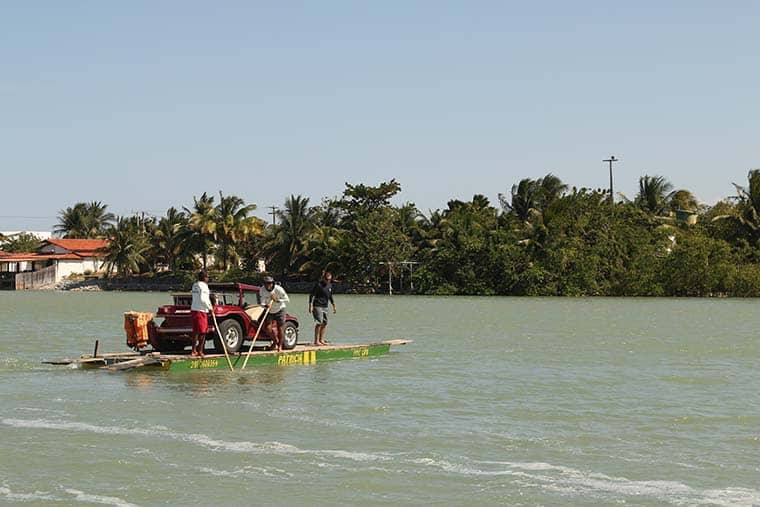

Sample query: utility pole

[379,261,418,295]
[268,206,278,226]
[400,261,419,293]
[379,261,393,295]
[603,156,619,208]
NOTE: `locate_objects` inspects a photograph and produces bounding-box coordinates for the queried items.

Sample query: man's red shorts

[191,310,209,334]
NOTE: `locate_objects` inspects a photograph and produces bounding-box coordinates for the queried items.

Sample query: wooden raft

[43,340,411,372]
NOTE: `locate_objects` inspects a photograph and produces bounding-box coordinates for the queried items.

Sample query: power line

[0,215,56,219]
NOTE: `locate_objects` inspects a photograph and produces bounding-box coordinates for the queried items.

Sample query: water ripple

[3,417,759,505]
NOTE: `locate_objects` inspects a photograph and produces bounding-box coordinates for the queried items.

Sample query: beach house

[0,238,109,289]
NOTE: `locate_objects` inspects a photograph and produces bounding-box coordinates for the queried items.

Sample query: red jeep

[149,282,299,353]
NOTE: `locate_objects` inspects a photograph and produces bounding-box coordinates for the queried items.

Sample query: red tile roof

[0,252,81,262]
[0,239,109,263]
[44,239,108,256]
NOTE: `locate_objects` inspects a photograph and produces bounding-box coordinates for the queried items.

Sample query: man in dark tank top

[308,271,337,346]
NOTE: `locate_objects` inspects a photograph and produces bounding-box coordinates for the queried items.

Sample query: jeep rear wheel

[282,321,298,350]
[213,319,244,354]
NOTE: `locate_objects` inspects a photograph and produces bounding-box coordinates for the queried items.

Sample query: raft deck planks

[44,339,411,371]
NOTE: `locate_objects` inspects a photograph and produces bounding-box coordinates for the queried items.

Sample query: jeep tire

[282,321,298,350]
[213,319,244,354]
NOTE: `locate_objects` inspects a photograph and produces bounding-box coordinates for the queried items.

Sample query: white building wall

[54,258,106,281]
[56,260,86,280]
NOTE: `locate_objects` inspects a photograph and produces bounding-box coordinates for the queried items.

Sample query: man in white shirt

[190,270,214,357]
[259,275,290,352]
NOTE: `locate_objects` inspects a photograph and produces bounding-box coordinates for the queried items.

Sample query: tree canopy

[21,170,760,296]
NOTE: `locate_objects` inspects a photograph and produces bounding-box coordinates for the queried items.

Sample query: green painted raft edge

[46,340,410,372]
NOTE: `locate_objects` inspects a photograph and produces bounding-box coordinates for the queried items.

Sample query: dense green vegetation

[19,171,760,296]
[0,233,43,253]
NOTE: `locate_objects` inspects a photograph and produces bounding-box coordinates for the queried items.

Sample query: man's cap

[262,275,275,283]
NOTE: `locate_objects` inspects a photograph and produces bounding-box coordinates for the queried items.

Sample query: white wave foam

[412,457,519,476]
[1,417,390,464]
[65,488,139,507]
[0,486,57,502]
[7,417,755,505]
[2,418,157,438]
[2,483,139,506]
[315,448,391,462]
[198,465,291,479]
[181,432,390,462]
[414,457,760,506]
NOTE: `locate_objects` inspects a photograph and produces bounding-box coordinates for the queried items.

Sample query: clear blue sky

[2,1,758,230]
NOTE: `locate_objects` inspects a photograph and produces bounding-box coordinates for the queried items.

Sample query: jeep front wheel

[213,319,244,354]
[282,321,298,350]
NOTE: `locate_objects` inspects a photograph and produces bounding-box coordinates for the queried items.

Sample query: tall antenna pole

[603,156,619,208]
[268,206,278,226]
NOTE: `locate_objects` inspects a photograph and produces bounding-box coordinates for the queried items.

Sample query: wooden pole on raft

[241,303,272,370]
[93,340,99,357]
[210,311,234,371]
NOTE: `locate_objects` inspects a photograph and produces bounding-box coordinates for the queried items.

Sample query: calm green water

[1,292,759,506]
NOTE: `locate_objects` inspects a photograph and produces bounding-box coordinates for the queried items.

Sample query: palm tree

[732,169,760,220]
[214,192,263,271]
[537,173,568,206]
[500,178,540,222]
[443,195,497,237]
[266,195,316,277]
[101,217,150,277]
[396,202,425,244]
[712,169,760,245]
[499,174,566,223]
[299,224,344,278]
[55,203,89,238]
[182,192,218,269]
[152,207,187,271]
[416,210,452,252]
[635,175,673,215]
[85,201,116,235]
[55,202,115,238]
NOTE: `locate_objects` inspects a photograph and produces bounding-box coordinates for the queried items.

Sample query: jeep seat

[244,305,265,322]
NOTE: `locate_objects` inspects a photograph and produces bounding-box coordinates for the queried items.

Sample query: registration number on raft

[189,358,219,369]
